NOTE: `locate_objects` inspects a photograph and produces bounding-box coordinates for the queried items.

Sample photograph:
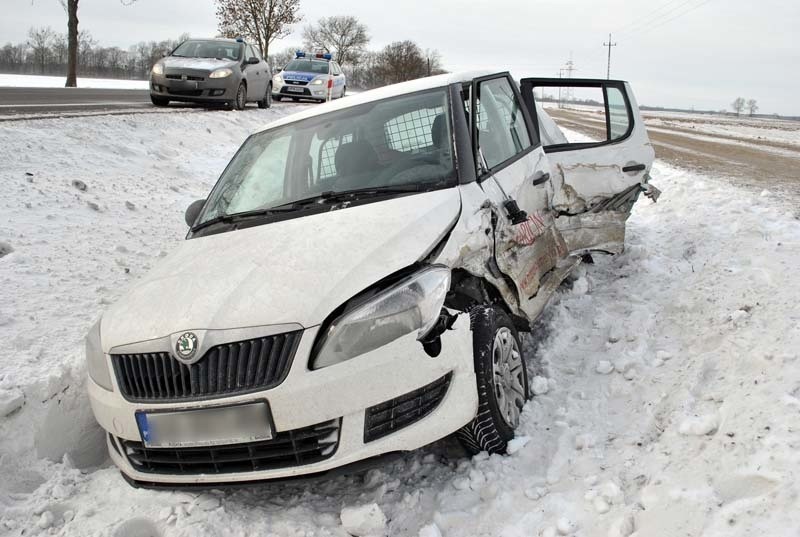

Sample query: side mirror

[247,56,259,65]
[185,199,205,227]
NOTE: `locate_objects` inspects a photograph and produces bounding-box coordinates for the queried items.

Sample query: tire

[232,82,247,111]
[291,97,299,102]
[341,86,346,98]
[273,94,282,102]
[457,305,530,455]
[150,95,169,107]
[258,83,272,109]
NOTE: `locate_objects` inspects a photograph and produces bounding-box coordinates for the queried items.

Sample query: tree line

[215,1,446,89]
[2,0,445,89]
[1,27,187,80]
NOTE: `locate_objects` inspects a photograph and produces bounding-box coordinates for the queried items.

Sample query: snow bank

[0,74,149,90]
[1,108,799,536]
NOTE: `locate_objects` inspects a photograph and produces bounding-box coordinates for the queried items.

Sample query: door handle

[622,163,646,173]
[532,172,550,186]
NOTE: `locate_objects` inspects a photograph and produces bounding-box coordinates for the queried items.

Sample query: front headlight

[311,266,451,369]
[310,78,324,85]
[151,63,164,75]
[273,74,283,84]
[209,68,233,79]
[85,319,113,391]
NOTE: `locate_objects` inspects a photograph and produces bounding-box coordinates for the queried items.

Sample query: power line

[614,0,697,36]
[634,0,716,36]
[618,0,717,39]
[603,34,617,79]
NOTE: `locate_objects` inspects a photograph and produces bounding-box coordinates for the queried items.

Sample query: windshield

[283,59,330,74]
[197,89,455,227]
[172,40,241,61]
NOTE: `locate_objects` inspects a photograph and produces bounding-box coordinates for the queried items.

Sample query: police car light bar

[295,50,333,61]
[235,37,245,43]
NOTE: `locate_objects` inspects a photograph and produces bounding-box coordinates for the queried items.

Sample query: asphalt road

[0,87,152,115]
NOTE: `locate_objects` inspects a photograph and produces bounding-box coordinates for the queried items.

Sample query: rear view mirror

[247,57,259,65]
[185,199,205,227]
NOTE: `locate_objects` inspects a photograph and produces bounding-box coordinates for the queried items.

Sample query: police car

[272,51,346,103]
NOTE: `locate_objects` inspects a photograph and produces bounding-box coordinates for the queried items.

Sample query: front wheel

[273,94,282,102]
[231,82,247,111]
[341,86,346,98]
[457,305,529,455]
[258,84,272,109]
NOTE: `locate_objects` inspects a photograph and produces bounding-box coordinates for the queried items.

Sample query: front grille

[364,373,452,442]
[167,89,203,96]
[165,74,205,81]
[111,331,301,402]
[285,79,308,86]
[119,419,340,475]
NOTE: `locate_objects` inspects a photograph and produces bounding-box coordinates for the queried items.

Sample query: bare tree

[215,0,302,59]
[422,48,444,77]
[268,46,299,72]
[302,15,369,66]
[747,98,759,117]
[731,97,745,117]
[27,27,55,74]
[375,40,428,85]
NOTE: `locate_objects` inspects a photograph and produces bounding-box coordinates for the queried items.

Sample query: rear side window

[384,105,445,153]
[475,77,532,169]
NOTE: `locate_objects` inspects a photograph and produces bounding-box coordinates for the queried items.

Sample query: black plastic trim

[120,451,406,490]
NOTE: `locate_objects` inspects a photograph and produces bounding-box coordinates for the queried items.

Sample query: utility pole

[563,54,576,107]
[557,68,566,108]
[603,33,617,79]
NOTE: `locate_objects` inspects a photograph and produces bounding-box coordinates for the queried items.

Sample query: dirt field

[548,108,800,203]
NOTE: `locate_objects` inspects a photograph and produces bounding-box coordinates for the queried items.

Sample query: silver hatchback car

[150,38,273,110]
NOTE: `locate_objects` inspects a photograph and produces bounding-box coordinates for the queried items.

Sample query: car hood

[162,56,236,72]
[281,71,320,83]
[101,189,461,351]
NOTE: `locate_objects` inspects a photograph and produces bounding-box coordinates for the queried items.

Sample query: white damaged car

[86,71,656,487]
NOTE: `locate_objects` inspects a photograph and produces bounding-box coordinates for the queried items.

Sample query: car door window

[476,77,532,170]
[246,45,257,61]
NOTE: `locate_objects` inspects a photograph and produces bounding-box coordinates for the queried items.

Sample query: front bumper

[88,316,477,485]
[150,73,238,103]
[273,80,328,100]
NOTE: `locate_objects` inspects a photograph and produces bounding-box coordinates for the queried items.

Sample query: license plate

[286,86,305,93]
[136,402,272,448]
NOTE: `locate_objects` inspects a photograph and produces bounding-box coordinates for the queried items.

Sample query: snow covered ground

[0,74,149,90]
[1,108,799,537]
[642,111,800,149]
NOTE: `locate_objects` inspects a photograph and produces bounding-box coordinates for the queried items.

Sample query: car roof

[259,70,495,132]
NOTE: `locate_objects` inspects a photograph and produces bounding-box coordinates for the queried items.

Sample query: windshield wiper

[190,206,295,233]
[272,183,437,211]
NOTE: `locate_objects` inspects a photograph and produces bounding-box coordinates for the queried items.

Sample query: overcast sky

[2,0,798,115]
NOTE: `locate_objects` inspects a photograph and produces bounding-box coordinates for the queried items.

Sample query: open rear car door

[519,78,658,255]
